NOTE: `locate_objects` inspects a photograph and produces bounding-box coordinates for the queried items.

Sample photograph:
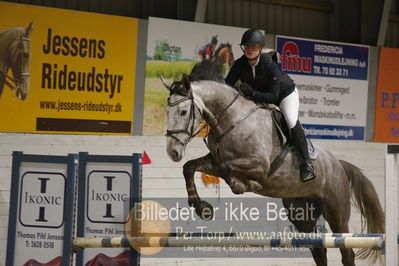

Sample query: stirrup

[300,163,316,182]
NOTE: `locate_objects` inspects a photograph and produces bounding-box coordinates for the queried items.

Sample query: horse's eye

[180,110,187,116]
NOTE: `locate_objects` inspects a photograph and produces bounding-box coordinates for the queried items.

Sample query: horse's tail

[340,159,384,263]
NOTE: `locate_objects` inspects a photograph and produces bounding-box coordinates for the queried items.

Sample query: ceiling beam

[246,0,334,12]
[377,0,392,46]
[195,0,207,22]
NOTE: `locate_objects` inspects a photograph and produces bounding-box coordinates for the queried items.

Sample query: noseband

[0,35,31,92]
[166,90,203,146]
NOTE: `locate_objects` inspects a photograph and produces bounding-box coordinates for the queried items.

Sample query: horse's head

[8,22,33,100]
[213,42,234,67]
[161,74,203,162]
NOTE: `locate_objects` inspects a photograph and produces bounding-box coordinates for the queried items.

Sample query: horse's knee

[220,162,231,177]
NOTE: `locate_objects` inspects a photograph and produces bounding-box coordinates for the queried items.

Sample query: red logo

[281,42,312,73]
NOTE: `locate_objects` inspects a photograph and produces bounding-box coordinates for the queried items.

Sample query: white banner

[276,36,369,140]
[82,162,132,264]
[144,17,253,135]
[14,163,68,265]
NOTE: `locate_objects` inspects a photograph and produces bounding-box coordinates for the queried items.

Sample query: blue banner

[303,124,365,140]
[276,36,369,80]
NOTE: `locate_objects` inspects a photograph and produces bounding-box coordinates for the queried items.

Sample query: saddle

[237,92,316,176]
[267,107,317,177]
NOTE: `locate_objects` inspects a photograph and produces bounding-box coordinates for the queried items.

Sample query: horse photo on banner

[143,17,254,136]
[0,22,33,101]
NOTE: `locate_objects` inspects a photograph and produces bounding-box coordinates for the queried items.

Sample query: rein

[214,105,258,142]
[210,93,239,127]
[167,88,259,162]
[206,92,258,162]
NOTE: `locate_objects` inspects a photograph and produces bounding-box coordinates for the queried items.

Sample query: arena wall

[0,133,387,265]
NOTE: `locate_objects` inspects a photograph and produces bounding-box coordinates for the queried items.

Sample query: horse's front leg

[220,156,267,194]
[183,153,223,220]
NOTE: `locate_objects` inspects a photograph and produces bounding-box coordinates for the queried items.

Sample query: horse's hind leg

[282,198,327,266]
[322,194,355,266]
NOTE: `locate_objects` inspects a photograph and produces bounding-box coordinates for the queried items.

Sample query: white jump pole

[385,144,398,266]
[73,236,386,249]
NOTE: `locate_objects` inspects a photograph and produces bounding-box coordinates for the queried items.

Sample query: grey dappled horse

[162,60,384,266]
[0,22,33,100]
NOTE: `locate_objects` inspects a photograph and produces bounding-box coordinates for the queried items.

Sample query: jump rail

[73,234,399,250]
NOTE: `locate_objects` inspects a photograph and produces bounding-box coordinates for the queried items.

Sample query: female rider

[225,29,315,182]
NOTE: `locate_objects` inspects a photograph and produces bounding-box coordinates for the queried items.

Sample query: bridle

[166,89,204,146]
[0,34,31,93]
[166,87,259,151]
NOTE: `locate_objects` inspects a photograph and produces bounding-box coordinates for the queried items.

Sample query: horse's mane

[188,59,225,83]
[0,27,24,37]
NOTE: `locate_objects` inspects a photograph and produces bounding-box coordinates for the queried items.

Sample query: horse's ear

[181,74,191,93]
[160,76,172,91]
[25,22,34,37]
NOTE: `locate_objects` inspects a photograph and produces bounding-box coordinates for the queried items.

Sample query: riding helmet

[211,35,218,45]
[240,29,265,46]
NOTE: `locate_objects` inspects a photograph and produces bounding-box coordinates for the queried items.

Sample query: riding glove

[238,83,256,98]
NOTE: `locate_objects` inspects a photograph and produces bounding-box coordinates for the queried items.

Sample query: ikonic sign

[87,170,130,223]
[9,160,72,266]
[20,172,65,227]
[276,36,369,140]
[79,160,135,265]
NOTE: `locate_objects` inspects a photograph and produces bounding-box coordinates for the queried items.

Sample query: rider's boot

[290,120,316,182]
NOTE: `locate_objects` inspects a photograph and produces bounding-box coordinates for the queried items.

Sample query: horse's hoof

[229,179,246,194]
[195,200,214,221]
[246,180,263,192]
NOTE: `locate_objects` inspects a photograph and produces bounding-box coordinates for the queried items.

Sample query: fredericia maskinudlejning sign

[0,2,138,134]
[276,36,369,140]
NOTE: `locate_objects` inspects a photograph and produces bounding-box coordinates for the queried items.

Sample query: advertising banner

[276,36,369,140]
[79,164,132,264]
[76,153,141,266]
[6,153,76,266]
[374,47,399,142]
[0,2,137,134]
[143,17,249,135]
